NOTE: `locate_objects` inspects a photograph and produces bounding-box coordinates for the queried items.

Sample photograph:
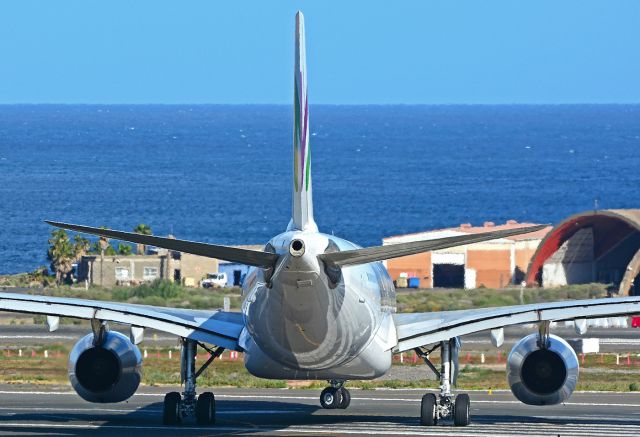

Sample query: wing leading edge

[319,225,548,267]
[0,291,244,351]
[393,296,640,353]
[45,221,278,268]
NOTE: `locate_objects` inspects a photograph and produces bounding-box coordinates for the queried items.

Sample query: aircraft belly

[243,329,392,380]
[245,271,376,370]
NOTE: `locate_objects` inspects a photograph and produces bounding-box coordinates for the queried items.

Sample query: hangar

[526,209,640,296]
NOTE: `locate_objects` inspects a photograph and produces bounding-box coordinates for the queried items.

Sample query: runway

[0,385,638,436]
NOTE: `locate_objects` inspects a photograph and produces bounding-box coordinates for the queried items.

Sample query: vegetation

[396,283,608,313]
[133,223,152,255]
[18,279,244,311]
[46,230,90,285]
[0,347,639,392]
[0,266,55,288]
[117,243,132,256]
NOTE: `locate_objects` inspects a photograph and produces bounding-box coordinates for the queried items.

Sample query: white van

[200,273,228,288]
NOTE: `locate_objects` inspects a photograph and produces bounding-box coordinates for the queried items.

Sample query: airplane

[1,10,640,428]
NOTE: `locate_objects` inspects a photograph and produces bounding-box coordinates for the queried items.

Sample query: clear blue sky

[1,1,638,104]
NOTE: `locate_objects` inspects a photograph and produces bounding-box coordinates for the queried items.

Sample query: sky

[0,1,638,104]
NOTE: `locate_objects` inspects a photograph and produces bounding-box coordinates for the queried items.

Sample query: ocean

[1,104,639,275]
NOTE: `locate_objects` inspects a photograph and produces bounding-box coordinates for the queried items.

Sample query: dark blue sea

[1,104,640,274]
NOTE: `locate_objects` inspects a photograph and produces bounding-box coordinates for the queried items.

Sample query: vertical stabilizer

[288,11,318,232]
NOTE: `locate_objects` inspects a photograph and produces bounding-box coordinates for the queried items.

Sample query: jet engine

[68,331,142,403]
[507,333,578,406]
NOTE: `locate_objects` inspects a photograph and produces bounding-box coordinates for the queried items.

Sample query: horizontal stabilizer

[318,225,548,267]
[45,221,278,268]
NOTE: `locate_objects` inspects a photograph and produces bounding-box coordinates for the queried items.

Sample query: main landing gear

[415,338,470,427]
[163,339,224,426]
[319,380,351,409]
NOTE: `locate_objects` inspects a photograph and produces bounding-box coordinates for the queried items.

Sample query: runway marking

[1,390,640,408]
[0,335,75,339]
[0,422,636,436]
[0,406,305,415]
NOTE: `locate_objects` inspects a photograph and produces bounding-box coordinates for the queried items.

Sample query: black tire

[163,392,182,425]
[453,393,471,426]
[196,392,216,425]
[338,388,351,409]
[320,387,340,409]
[420,393,437,426]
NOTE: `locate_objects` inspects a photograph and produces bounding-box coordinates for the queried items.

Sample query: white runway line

[0,422,635,436]
[1,390,640,409]
[0,335,75,339]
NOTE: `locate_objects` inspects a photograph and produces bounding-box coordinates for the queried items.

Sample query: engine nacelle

[68,331,142,403]
[507,333,579,406]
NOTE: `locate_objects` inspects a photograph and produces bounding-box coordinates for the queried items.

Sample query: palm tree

[118,243,132,256]
[98,227,110,287]
[133,223,152,255]
[48,231,94,286]
[47,230,76,286]
[74,235,90,258]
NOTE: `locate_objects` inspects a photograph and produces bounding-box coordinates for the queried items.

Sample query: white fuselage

[240,230,397,380]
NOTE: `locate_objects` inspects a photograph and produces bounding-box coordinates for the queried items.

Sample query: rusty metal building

[525,209,640,295]
[384,221,551,289]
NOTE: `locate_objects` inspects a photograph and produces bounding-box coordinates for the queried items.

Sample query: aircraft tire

[196,392,216,425]
[163,392,182,425]
[420,393,437,426]
[453,393,470,426]
[338,388,351,409]
[320,387,340,409]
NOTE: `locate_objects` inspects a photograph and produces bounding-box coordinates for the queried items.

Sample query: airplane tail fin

[288,11,318,233]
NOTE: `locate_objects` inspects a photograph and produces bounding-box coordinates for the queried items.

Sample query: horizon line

[0,102,639,106]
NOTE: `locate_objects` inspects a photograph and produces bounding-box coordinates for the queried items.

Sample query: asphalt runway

[0,385,637,436]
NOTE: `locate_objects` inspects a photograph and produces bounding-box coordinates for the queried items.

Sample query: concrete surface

[0,385,637,436]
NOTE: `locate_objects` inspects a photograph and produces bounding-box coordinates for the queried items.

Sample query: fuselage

[240,230,398,380]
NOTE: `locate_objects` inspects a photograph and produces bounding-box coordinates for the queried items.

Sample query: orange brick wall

[466,249,512,288]
[386,252,432,288]
[515,247,537,274]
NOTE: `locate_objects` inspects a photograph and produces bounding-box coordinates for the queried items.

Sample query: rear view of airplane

[1,11,640,427]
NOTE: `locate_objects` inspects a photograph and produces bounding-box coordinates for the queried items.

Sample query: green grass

[396,283,608,313]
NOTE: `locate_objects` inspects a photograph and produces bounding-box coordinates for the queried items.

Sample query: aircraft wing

[0,291,245,351]
[393,296,640,353]
[45,221,278,268]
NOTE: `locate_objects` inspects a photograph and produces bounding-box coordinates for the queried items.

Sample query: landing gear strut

[320,380,351,409]
[415,338,470,426]
[163,339,224,425]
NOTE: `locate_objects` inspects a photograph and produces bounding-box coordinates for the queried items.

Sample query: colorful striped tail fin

[288,11,318,232]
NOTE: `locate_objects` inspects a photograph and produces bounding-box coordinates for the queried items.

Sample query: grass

[396,283,608,313]
[2,346,640,392]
